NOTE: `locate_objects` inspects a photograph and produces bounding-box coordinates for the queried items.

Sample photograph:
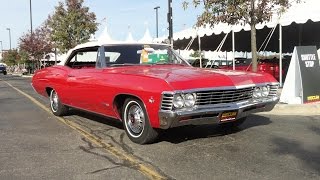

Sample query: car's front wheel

[3,71,7,75]
[122,98,159,144]
[49,89,68,116]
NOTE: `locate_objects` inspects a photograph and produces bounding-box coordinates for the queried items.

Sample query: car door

[65,47,99,111]
[88,46,121,117]
[86,46,117,116]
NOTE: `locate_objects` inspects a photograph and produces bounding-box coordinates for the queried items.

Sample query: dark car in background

[0,63,7,75]
[188,58,219,69]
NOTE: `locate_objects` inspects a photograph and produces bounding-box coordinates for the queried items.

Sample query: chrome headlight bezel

[184,93,196,107]
[253,85,270,99]
[172,93,197,109]
[261,86,270,97]
[253,87,262,98]
[173,94,184,109]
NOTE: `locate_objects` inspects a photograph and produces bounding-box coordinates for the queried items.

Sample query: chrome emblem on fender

[149,97,155,103]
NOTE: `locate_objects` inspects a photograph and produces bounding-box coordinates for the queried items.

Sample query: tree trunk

[250,23,258,72]
[250,0,257,72]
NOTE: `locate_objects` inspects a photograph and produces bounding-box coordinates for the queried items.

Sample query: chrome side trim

[63,103,119,120]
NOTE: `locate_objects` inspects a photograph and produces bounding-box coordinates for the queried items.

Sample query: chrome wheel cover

[50,90,59,113]
[124,101,145,138]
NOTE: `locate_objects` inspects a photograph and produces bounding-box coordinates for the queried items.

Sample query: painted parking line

[1,80,167,180]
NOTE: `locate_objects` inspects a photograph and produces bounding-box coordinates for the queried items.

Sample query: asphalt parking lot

[0,75,319,180]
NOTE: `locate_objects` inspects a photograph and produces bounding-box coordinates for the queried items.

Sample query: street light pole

[154,6,160,38]
[6,28,11,50]
[167,0,173,46]
[30,0,34,73]
[0,41,3,61]
[0,41,3,52]
[30,0,33,34]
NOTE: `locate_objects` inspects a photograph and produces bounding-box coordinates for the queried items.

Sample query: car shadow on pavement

[157,115,272,144]
[62,109,272,145]
[65,108,123,130]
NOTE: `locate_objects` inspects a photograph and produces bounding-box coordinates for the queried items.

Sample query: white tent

[138,27,153,43]
[125,31,135,43]
[170,0,320,40]
[98,24,154,43]
[98,25,116,43]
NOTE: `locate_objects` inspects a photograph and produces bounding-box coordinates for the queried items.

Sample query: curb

[10,73,33,78]
[21,75,33,78]
[260,103,320,115]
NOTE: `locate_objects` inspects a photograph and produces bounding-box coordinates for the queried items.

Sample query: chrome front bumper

[158,97,279,129]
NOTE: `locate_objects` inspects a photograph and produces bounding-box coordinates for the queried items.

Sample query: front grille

[195,87,254,106]
[161,93,174,110]
[160,85,278,110]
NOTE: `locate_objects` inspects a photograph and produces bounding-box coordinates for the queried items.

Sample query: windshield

[103,44,190,66]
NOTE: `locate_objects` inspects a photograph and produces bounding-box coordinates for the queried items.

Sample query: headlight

[172,93,197,109]
[173,94,184,108]
[253,86,270,99]
[184,93,196,107]
[253,87,262,98]
[261,86,270,97]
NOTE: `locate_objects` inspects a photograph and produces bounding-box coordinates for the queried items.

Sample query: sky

[0,0,203,50]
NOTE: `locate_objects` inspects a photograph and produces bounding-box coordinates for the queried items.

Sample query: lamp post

[30,0,34,72]
[0,41,3,61]
[6,28,11,50]
[30,0,33,34]
[154,6,160,38]
[167,0,173,45]
[0,41,3,52]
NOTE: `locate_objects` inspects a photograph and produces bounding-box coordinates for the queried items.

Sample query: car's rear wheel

[219,117,247,128]
[122,98,159,144]
[3,71,7,75]
[49,89,68,116]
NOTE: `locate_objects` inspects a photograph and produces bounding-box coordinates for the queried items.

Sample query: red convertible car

[32,42,279,144]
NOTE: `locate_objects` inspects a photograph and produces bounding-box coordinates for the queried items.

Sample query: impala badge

[149,97,155,103]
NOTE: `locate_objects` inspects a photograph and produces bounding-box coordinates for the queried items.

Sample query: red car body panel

[219,61,281,81]
[32,64,277,128]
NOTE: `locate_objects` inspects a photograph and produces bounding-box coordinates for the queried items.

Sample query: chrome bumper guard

[158,97,279,129]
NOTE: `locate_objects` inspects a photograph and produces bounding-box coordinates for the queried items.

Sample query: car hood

[108,65,275,90]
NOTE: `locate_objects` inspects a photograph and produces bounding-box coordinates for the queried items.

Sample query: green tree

[183,0,300,72]
[2,49,20,65]
[47,0,98,53]
[19,50,30,64]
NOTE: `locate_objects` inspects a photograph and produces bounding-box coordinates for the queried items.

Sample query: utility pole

[0,41,3,61]
[154,6,160,38]
[167,0,173,46]
[30,0,34,72]
[30,0,33,34]
[0,41,3,52]
[6,28,11,50]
